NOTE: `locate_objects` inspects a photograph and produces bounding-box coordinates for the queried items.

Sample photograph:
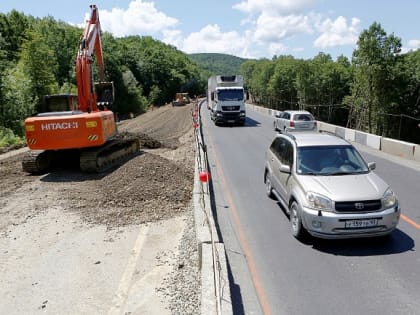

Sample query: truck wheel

[290,201,307,240]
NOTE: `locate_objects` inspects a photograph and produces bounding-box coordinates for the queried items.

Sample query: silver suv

[264,132,401,240]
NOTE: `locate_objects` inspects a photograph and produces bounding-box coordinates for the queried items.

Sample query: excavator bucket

[95,82,114,109]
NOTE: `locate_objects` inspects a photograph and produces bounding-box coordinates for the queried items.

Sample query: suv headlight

[382,188,397,208]
[306,192,332,211]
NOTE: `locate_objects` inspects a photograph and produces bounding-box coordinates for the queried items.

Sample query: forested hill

[188,53,248,76]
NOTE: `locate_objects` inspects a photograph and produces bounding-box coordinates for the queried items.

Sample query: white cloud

[314,16,360,48]
[401,39,420,54]
[162,29,183,48]
[98,0,178,37]
[268,42,288,56]
[253,13,313,42]
[179,24,250,57]
[81,0,362,59]
[233,0,317,15]
[408,39,420,49]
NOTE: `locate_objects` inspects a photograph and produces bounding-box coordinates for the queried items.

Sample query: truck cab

[208,75,246,126]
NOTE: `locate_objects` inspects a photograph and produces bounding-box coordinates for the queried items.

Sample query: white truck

[207,75,246,125]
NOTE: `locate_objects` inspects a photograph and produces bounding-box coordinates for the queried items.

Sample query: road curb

[193,100,233,315]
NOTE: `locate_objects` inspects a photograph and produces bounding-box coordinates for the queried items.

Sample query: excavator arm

[76,4,108,113]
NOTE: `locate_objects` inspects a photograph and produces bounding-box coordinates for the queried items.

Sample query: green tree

[267,55,298,110]
[19,30,59,111]
[34,17,80,87]
[346,22,401,133]
[0,11,30,62]
[1,62,37,135]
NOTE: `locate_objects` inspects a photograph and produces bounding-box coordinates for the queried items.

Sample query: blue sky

[1,0,419,60]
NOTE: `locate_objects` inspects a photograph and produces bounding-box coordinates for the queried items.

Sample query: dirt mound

[0,103,196,231]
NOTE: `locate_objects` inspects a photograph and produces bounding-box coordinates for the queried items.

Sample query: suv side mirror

[280,165,291,174]
[368,162,376,170]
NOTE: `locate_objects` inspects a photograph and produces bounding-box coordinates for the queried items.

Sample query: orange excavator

[22,5,139,173]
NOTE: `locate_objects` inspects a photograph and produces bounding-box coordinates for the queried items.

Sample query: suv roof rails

[281,131,296,141]
[319,129,344,139]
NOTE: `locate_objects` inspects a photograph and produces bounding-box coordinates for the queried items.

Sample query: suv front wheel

[290,201,307,240]
[265,173,274,199]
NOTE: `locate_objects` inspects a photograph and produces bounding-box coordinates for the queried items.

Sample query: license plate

[344,219,378,228]
[228,120,235,123]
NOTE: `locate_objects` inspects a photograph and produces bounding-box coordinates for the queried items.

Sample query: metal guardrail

[192,99,232,315]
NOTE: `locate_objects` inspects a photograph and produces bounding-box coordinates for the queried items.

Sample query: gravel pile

[159,206,201,314]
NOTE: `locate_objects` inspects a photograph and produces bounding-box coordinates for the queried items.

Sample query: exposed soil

[0,103,196,232]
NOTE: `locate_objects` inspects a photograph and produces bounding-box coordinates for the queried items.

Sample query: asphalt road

[202,103,420,315]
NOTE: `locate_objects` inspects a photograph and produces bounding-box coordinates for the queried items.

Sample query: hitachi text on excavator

[22,5,139,174]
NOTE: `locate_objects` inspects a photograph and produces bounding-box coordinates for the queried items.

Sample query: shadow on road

[274,201,414,256]
[213,116,261,128]
[308,229,414,256]
[243,116,261,127]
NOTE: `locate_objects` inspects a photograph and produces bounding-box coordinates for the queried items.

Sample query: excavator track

[80,137,140,172]
[22,150,56,174]
[22,137,139,174]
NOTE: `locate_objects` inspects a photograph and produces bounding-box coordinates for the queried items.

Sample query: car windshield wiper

[301,172,319,175]
[321,171,353,176]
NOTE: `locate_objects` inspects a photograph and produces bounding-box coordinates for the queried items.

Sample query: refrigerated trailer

[207,75,246,125]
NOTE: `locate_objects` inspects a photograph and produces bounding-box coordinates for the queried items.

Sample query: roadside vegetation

[241,22,420,144]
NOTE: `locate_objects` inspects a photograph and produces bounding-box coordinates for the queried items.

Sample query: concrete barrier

[366,133,381,150]
[318,122,336,134]
[344,128,356,142]
[246,102,420,164]
[414,145,420,162]
[354,130,367,146]
[336,126,345,139]
[340,129,382,149]
[381,137,415,160]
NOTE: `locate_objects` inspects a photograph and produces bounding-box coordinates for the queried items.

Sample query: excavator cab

[95,81,114,110]
[41,94,79,113]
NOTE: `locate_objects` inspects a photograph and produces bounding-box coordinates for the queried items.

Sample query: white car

[273,110,317,132]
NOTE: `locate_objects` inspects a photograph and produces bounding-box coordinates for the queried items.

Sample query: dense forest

[241,23,420,144]
[0,10,419,147]
[189,53,246,77]
[0,10,206,147]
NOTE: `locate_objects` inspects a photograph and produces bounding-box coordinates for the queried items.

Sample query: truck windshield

[217,89,244,101]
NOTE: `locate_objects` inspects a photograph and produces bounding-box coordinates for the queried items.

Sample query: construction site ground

[0,103,200,314]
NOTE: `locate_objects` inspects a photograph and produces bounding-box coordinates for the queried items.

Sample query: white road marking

[107,225,150,315]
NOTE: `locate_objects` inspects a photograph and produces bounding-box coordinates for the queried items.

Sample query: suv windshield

[297,145,369,175]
